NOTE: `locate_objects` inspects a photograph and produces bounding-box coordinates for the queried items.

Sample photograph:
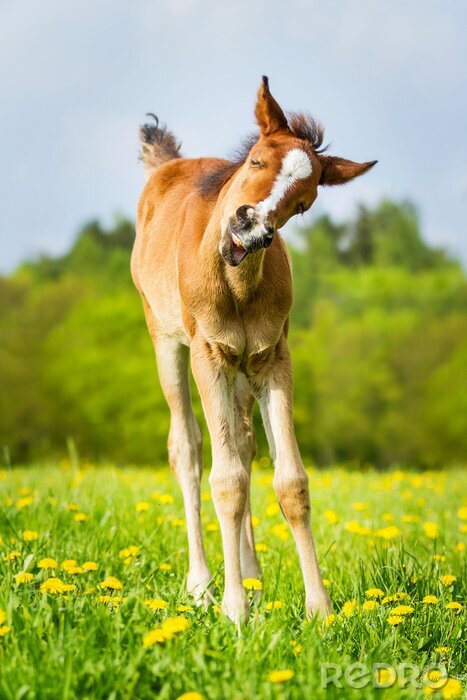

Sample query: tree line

[1,200,466,467]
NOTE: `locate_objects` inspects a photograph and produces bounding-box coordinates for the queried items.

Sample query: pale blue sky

[1,0,465,270]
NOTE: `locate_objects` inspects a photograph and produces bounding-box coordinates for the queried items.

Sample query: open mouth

[230,232,248,264]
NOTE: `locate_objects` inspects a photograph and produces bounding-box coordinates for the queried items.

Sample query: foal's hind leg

[151,331,212,603]
[234,374,261,585]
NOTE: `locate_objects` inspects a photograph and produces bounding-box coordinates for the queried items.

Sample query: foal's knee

[210,466,248,522]
[273,470,310,526]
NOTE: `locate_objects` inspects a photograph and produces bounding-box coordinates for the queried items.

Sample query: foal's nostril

[264,225,274,239]
[236,205,254,223]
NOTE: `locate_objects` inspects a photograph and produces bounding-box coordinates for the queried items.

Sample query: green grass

[0,462,465,699]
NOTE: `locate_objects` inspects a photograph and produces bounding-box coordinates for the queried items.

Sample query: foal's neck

[225,250,265,302]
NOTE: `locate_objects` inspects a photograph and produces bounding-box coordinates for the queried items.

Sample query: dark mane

[288,112,328,154]
[198,113,327,199]
[198,133,258,199]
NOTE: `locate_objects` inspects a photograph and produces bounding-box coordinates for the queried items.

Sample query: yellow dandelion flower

[390,605,414,616]
[433,554,446,562]
[459,524,467,534]
[362,600,379,611]
[382,593,410,604]
[162,616,191,633]
[243,577,263,591]
[289,640,303,655]
[352,502,369,511]
[40,577,76,594]
[270,523,290,541]
[38,557,58,569]
[425,678,463,699]
[265,601,284,610]
[345,521,371,536]
[387,614,403,625]
[177,605,193,612]
[98,576,123,590]
[119,546,139,559]
[434,647,451,654]
[382,513,394,521]
[376,668,396,685]
[255,543,268,552]
[206,522,218,532]
[423,522,439,539]
[97,595,125,607]
[324,509,340,524]
[267,670,294,683]
[96,595,112,604]
[0,610,6,625]
[16,496,33,509]
[366,587,385,599]
[136,502,150,512]
[325,614,336,627]
[159,563,172,571]
[145,599,168,611]
[157,494,174,505]
[68,566,85,574]
[66,503,79,511]
[82,561,98,571]
[342,600,358,618]
[375,525,401,540]
[0,626,11,637]
[265,503,280,517]
[251,516,260,527]
[14,572,34,584]
[426,670,442,683]
[446,602,463,612]
[458,506,467,520]
[73,513,87,522]
[440,575,456,586]
[201,491,211,502]
[61,560,78,572]
[401,514,420,523]
[22,530,38,541]
[176,693,204,700]
[2,551,20,562]
[455,543,465,552]
[423,595,438,605]
[322,579,331,588]
[143,628,168,646]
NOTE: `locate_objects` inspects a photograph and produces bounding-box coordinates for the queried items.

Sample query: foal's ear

[255,76,289,136]
[319,156,378,186]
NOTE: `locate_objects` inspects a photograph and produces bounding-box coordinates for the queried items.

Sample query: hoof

[306,591,333,619]
[222,590,250,624]
[187,570,215,608]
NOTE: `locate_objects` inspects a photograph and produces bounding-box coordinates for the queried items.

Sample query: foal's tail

[139,114,182,179]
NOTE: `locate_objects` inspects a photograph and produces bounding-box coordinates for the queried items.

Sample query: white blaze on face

[257,148,312,218]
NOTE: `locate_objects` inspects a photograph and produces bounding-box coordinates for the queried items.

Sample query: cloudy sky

[1,0,466,270]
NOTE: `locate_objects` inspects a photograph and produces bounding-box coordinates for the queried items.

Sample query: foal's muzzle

[224,205,275,266]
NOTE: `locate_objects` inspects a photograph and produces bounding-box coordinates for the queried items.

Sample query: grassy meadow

[0,461,465,699]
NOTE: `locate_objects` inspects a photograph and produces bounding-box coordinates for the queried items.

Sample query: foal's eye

[250,159,265,168]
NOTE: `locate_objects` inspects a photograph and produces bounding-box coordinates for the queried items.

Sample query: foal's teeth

[231,233,245,249]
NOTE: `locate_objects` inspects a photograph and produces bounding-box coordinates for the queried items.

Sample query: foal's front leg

[191,337,249,623]
[252,337,332,617]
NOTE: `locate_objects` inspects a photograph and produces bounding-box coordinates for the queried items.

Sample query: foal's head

[216,77,377,266]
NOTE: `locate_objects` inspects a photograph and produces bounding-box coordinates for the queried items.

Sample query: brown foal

[132,77,376,622]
